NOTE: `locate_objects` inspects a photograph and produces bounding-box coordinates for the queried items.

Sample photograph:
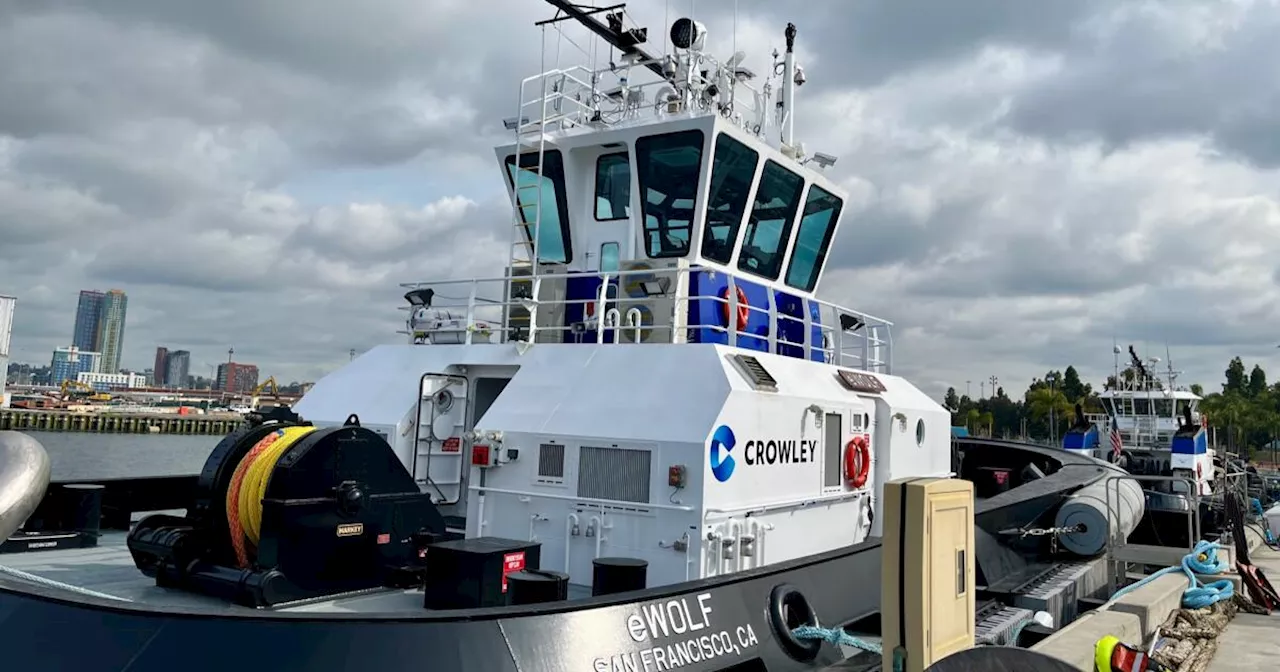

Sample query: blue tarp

[951,426,970,437]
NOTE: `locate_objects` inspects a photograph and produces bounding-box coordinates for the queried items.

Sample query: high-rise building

[216,361,259,393]
[153,347,168,387]
[96,289,128,374]
[72,290,105,352]
[165,350,191,389]
[0,295,14,408]
[50,346,101,386]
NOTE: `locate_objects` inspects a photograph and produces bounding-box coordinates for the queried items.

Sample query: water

[24,431,215,482]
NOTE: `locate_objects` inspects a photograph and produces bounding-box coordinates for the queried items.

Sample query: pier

[0,408,244,435]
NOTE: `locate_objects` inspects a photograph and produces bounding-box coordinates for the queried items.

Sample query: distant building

[51,347,101,386]
[77,371,146,391]
[96,289,128,374]
[217,362,259,393]
[72,290,104,352]
[165,350,191,388]
[0,295,13,408]
[153,347,168,387]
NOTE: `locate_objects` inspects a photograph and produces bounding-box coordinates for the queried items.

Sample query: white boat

[0,6,966,671]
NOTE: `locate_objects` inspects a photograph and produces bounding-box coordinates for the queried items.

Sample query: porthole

[915,418,926,446]
[863,413,871,429]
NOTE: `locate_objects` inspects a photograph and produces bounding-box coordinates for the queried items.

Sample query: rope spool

[224,425,315,567]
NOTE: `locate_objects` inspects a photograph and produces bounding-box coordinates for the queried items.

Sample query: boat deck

[0,530,590,614]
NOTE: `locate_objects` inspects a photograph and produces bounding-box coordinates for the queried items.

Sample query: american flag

[1110,416,1123,461]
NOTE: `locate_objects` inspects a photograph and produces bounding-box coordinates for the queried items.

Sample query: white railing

[399,267,893,374]
[513,55,772,141]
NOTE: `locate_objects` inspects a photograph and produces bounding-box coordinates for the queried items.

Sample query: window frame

[736,159,806,281]
[594,152,632,222]
[503,149,574,264]
[700,133,760,265]
[634,129,707,259]
[783,184,845,292]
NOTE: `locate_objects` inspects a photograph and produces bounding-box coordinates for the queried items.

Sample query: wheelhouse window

[595,152,631,221]
[784,185,844,292]
[504,150,572,264]
[635,130,705,258]
[701,133,759,264]
[599,242,620,273]
[737,160,805,280]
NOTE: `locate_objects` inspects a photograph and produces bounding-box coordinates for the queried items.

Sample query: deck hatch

[577,446,651,503]
[730,354,779,392]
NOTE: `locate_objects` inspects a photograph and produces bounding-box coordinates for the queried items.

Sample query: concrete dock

[0,408,244,435]
[1206,531,1280,672]
[1031,528,1280,670]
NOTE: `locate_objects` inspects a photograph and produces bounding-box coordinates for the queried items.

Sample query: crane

[249,376,280,409]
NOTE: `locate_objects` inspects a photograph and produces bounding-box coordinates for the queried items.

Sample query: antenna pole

[781,23,797,146]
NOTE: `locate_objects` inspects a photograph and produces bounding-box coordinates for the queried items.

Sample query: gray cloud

[5,0,1280,399]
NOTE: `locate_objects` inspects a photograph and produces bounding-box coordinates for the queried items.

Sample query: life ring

[844,435,871,488]
[719,285,750,332]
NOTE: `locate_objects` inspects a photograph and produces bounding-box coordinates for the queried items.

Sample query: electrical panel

[881,477,975,672]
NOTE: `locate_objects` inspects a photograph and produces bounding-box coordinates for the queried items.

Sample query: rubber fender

[768,584,821,661]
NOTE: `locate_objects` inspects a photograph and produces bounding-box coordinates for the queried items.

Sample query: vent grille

[537,443,566,482]
[731,354,778,392]
[577,446,651,503]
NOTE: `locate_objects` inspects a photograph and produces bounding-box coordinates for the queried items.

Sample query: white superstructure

[296,7,952,592]
[1087,344,1211,494]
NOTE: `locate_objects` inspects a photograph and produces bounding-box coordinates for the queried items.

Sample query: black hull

[0,539,882,672]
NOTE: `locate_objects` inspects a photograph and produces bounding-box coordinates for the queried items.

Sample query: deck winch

[126,409,448,607]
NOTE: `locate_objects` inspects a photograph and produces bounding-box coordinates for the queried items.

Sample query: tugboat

[0,5,966,671]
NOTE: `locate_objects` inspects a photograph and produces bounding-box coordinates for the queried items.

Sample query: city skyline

[0,289,275,392]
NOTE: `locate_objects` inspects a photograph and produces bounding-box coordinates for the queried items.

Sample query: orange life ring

[719,285,750,332]
[844,435,871,489]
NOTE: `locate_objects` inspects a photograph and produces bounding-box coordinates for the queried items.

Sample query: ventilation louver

[536,442,566,484]
[730,354,778,392]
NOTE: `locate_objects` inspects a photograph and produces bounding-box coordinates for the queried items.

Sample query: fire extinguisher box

[423,537,543,609]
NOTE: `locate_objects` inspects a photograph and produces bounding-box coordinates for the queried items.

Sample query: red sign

[442,437,461,453]
[376,533,391,545]
[501,551,526,593]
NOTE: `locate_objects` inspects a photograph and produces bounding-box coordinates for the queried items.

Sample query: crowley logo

[709,425,736,482]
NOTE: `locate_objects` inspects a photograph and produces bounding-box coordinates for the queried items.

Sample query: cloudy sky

[4,0,1280,398]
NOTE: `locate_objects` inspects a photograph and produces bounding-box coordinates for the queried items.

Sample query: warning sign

[502,551,526,593]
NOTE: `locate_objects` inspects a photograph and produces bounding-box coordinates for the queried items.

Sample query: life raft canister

[718,285,749,332]
[844,435,871,488]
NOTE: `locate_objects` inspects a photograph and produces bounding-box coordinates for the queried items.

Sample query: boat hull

[0,539,882,672]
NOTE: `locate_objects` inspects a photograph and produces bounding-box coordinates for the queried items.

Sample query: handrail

[399,267,894,373]
[468,485,695,512]
[1103,472,1200,594]
[512,56,772,140]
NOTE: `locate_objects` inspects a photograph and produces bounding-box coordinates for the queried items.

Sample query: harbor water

[24,431,212,482]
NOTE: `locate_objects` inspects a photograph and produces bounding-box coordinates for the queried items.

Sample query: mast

[539,1,664,79]
[781,23,797,147]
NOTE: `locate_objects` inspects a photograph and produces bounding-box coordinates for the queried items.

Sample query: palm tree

[979,411,994,437]
[966,408,980,434]
[1026,386,1072,440]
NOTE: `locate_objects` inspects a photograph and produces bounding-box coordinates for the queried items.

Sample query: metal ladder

[505,72,555,346]
[504,67,598,347]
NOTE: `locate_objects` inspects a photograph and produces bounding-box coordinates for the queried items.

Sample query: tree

[1249,364,1268,397]
[978,411,994,437]
[943,387,960,412]
[966,408,980,433]
[1225,357,1247,394]
[1190,383,1204,397]
[1062,366,1091,402]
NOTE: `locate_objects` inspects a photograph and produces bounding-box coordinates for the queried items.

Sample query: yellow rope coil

[237,426,314,548]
